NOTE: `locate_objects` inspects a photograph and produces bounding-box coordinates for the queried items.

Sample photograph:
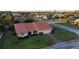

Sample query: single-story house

[14,21,52,37]
[12,12,26,22]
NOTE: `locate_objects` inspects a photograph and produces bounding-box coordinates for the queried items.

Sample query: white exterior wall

[17,30,51,37]
[17,31,39,37]
[17,33,28,37]
[38,30,51,34]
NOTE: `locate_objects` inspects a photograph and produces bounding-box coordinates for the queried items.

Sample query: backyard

[0,31,53,49]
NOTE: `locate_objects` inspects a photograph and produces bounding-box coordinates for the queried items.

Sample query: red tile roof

[34,21,51,30]
[14,21,52,34]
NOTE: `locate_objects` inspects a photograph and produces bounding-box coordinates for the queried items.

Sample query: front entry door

[28,31,31,36]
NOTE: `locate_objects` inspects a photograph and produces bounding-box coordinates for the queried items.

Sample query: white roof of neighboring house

[12,13,22,17]
[74,19,79,22]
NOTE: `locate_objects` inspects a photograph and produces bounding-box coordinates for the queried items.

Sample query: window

[21,32,24,35]
[33,31,38,34]
[39,32,43,35]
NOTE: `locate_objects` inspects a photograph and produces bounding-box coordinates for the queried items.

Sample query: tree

[2,12,13,22]
[47,14,53,19]
[25,18,34,23]
[21,12,31,17]
[0,12,13,31]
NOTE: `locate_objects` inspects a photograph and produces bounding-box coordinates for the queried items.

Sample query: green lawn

[57,22,79,29]
[0,31,53,49]
[53,28,77,41]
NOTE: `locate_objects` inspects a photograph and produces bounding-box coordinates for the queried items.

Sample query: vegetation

[0,11,78,48]
[0,31,53,49]
[24,18,34,23]
[0,12,13,30]
[57,22,79,29]
[53,28,77,41]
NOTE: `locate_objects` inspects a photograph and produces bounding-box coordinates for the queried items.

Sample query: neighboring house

[73,19,79,26]
[14,21,52,37]
[12,12,26,22]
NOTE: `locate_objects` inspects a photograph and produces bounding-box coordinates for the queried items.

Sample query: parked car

[0,32,2,39]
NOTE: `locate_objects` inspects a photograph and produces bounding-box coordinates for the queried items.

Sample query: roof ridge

[32,22,38,31]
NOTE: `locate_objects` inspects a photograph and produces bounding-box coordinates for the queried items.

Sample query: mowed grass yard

[57,22,79,29]
[0,31,53,49]
[53,28,77,41]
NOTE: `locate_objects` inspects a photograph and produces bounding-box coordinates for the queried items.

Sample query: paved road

[45,22,79,49]
[45,39,79,49]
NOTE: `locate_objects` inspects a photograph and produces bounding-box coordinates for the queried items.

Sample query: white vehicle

[0,32,2,39]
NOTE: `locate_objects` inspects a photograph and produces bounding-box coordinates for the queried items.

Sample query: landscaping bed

[53,28,77,41]
[0,31,53,49]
